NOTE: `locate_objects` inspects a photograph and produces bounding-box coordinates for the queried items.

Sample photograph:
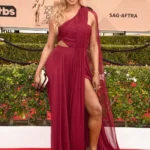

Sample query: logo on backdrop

[32,0,53,26]
[41,5,53,24]
[0,5,16,17]
[109,13,138,18]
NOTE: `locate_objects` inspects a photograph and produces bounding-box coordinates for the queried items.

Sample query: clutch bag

[40,69,48,89]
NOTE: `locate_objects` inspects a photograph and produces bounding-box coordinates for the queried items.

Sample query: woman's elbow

[46,42,53,51]
[90,43,98,52]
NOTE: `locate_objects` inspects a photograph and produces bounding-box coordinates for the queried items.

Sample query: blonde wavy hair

[51,0,85,33]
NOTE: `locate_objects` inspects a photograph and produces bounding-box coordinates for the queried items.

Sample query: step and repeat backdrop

[0,0,150,31]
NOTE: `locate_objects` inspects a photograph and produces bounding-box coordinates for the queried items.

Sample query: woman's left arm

[89,11,100,92]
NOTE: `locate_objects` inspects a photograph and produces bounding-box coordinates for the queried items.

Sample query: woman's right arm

[34,18,56,89]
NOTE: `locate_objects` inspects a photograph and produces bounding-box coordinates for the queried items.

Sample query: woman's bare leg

[85,78,102,150]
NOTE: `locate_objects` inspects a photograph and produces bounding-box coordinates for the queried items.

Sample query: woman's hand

[92,74,101,92]
[34,72,41,90]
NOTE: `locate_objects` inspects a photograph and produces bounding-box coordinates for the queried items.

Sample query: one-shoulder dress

[45,6,120,150]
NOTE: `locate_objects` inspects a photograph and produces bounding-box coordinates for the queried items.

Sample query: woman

[34,0,120,150]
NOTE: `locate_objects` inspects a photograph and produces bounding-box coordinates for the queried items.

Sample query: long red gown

[45,6,120,150]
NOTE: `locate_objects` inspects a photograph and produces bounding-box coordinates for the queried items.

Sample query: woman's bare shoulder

[86,7,97,23]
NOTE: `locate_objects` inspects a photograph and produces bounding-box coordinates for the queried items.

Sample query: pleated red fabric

[45,6,120,150]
